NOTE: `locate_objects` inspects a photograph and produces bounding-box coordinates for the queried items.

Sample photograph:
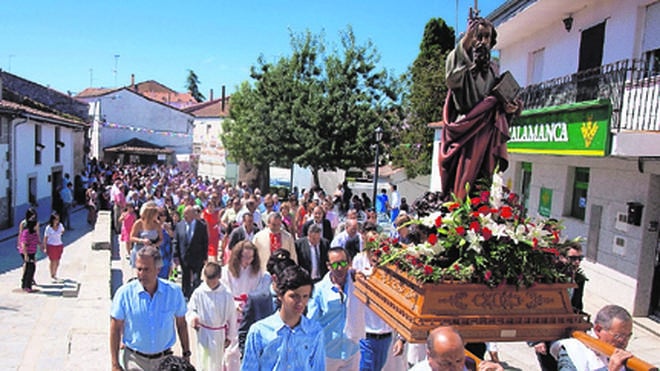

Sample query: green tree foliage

[392,18,455,178]
[185,69,206,102]
[224,27,400,187]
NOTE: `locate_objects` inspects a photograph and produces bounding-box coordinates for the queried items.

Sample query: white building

[485,0,660,317]
[0,71,88,229]
[77,87,193,164]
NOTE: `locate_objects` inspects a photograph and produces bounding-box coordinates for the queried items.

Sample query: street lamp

[372,126,383,212]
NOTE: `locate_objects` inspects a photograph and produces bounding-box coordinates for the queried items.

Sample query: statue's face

[473,24,493,50]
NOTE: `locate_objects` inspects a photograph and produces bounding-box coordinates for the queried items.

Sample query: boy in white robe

[186,262,237,371]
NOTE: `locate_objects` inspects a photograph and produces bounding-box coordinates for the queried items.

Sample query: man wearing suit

[227,212,256,251]
[295,224,329,283]
[174,205,209,299]
[302,206,334,242]
[252,212,297,272]
[238,250,296,356]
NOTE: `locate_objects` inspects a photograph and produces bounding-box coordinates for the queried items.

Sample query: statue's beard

[473,44,491,71]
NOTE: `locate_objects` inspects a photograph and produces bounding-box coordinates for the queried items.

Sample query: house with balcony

[0,71,89,229]
[483,0,660,318]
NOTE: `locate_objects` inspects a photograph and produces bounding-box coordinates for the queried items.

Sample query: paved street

[0,208,658,370]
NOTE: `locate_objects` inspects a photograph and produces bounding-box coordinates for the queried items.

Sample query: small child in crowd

[186,262,237,370]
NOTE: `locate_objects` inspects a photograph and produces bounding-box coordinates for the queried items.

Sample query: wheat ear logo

[580,115,598,148]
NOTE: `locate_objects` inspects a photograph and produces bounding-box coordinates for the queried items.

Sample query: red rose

[453,263,460,272]
[500,206,513,219]
[382,245,390,253]
[532,237,539,249]
[368,235,376,243]
[434,215,443,227]
[448,202,460,211]
[552,230,560,244]
[427,233,438,245]
[455,226,466,236]
[478,205,491,215]
[484,270,492,281]
[469,221,480,232]
[482,227,492,241]
[423,265,434,276]
[470,197,481,206]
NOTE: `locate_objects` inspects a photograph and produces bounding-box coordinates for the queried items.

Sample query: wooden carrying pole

[465,349,481,367]
[571,331,658,371]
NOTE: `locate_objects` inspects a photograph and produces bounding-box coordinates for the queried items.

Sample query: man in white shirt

[389,184,401,223]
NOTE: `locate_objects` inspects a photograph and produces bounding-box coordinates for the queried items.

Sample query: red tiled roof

[0,99,87,126]
[75,87,119,98]
[183,97,231,117]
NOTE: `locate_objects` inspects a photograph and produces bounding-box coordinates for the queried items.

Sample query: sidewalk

[0,208,657,370]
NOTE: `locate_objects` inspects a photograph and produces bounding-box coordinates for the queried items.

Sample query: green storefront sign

[508,99,611,156]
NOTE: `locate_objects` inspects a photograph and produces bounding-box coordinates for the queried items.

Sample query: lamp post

[372,126,383,212]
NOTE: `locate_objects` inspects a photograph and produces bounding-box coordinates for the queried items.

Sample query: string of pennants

[100,121,192,138]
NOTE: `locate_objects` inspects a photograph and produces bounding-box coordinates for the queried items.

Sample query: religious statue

[439,15,522,200]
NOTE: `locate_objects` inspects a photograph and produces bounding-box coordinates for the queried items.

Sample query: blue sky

[1,0,503,96]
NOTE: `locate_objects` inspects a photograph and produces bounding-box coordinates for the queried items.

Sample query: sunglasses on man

[329,260,349,270]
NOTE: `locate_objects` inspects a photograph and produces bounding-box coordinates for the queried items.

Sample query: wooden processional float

[354,265,658,371]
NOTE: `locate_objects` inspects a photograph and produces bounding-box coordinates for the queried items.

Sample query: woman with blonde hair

[129,201,163,268]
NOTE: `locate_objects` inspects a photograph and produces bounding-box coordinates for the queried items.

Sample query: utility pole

[113,54,120,87]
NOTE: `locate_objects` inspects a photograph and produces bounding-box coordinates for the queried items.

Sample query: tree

[224,27,401,188]
[391,18,455,178]
[185,69,205,102]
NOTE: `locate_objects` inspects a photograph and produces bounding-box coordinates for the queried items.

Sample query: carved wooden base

[354,265,591,343]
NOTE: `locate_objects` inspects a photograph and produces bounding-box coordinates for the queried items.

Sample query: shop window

[570,167,589,220]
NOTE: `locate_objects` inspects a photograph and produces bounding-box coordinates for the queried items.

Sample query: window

[520,162,532,214]
[35,125,42,165]
[570,167,589,220]
[28,176,37,206]
[55,127,61,163]
[529,48,545,85]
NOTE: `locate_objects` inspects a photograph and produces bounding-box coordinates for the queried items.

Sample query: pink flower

[484,270,492,281]
[480,191,490,203]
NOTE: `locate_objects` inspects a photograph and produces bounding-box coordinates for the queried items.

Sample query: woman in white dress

[220,240,267,369]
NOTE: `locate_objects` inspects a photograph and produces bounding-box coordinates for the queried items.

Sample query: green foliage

[224,27,401,186]
[185,70,206,102]
[391,18,454,178]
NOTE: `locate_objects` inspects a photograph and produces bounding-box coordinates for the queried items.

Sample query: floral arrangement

[370,173,578,288]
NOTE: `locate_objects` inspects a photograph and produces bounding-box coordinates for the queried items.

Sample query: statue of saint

[440,17,521,200]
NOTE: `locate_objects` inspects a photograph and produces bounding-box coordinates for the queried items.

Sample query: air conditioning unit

[615,212,628,232]
[613,235,626,256]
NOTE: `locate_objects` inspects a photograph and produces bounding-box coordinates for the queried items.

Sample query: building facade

[0,71,88,229]
[487,0,660,317]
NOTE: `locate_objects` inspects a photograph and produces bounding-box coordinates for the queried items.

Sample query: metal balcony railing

[518,58,659,132]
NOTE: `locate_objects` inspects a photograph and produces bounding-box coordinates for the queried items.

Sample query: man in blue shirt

[242,265,325,370]
[110,246,190,371]
[308,247,360,370]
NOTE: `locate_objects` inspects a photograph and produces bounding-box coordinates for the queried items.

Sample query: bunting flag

[100,121,192,138]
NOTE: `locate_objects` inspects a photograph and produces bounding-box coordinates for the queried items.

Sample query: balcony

[517,58,660,158]
[519,58,659,133]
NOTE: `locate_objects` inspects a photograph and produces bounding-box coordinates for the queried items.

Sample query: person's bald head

[426,326,465,371]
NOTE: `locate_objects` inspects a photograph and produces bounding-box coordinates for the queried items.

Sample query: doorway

[577,21,606,101]
[51,170,63,215]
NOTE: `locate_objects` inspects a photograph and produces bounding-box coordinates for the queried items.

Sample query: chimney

[221,85,226,112]
[209,88,214,101]
[131,74,135,90]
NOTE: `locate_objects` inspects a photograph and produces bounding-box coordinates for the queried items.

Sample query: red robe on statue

[439,93,510,200]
